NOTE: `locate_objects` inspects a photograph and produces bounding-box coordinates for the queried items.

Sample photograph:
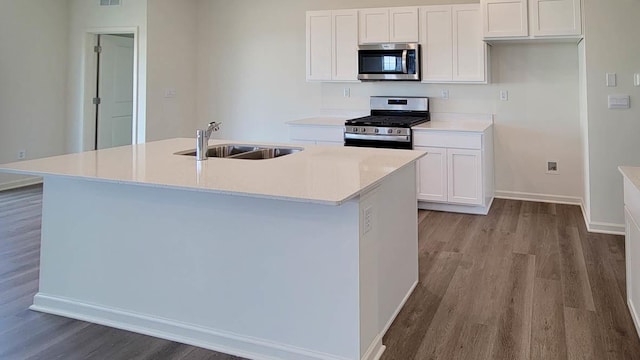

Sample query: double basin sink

[175,144,302,160]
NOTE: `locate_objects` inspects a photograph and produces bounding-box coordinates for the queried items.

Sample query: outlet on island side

[546,161,559,175]
[17,150,26,160]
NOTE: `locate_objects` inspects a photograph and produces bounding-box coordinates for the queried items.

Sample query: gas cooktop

[345,115,429,128]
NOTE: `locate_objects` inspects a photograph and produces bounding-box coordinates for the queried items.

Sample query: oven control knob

[361,128,366,133]
[387,129,393,134]
[374,129,379,134]
[353,128,358,133]
[397,130,402,134]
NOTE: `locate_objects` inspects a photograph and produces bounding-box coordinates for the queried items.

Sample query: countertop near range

[286,117,348,127]
[0,138,425,206]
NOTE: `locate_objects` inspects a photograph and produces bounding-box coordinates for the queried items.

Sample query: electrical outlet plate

[364,206,373,234]
[343,88,351,98]
[17,150,26,160]
[500,90,509,101]
[546,161,559,175]
[441,90,449,100]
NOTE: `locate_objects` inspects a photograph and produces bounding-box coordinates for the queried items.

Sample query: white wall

[582,0,640,229]
[196,0,583,202]
[0,0,69,189]
[146,0,199,141]
[67,0,148,153]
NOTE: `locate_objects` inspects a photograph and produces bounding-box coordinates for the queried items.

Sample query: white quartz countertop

[413,120,493,132]
[0,138,425,205]
[620,166,640,191]
[286,117,347,127]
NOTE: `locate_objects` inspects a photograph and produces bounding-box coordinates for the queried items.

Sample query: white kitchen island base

[29,164,418,360]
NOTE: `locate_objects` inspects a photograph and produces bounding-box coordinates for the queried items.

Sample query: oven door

[344,133,413,150]
[358,43,420,81]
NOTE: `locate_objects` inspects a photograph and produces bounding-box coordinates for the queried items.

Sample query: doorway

[94,34,135,150]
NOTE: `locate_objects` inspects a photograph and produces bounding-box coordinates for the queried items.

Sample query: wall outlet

[441,90,449,100]
[364,206,373,234]
[546,161,559,175]
[343,88,351,98]
[17,150,26,160]
[500,90,509,101]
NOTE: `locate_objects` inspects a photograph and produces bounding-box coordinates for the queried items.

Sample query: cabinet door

[390,7,419,43]
[447,149,483,205]
[359,8,390,44]
[481,0,528,38]
[625,207,640,334]
[416,146,448,203]
[453,5,487,82]
[421,6,453,82]
[332,10,359,81]
[306,11,332,81]
[530,0,581,37]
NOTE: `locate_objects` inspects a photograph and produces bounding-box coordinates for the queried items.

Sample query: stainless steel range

[344,96,430,149]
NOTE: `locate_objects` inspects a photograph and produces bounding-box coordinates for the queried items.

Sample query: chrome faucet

[196,122,222,161]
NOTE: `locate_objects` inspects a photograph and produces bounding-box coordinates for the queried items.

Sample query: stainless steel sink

[175,144,302,160]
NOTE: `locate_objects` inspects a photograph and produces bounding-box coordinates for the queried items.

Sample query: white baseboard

[495,190,582,206]
[418,199,492,215]
[0,177,42,192]
[381,280,418,336]
[30,293,354,360]
[629,298,640,340]
[361,335,385,360]
[495,190,625,235]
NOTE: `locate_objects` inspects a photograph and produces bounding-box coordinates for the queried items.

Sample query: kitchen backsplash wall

[196,0,582,201]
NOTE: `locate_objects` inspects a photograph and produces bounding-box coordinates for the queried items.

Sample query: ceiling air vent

[100,0,121,6]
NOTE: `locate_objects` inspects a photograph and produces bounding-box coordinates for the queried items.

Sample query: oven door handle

[344,133,411,142]
[402,50,408,74]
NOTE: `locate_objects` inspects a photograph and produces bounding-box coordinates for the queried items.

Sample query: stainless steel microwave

[358,43,421,81]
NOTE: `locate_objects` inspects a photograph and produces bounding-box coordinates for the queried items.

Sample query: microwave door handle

[401,50,408,74]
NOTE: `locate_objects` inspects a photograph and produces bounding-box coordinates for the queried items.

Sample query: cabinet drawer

[413,131,482,150]
[624,177,640,224]
[289,125,344,143]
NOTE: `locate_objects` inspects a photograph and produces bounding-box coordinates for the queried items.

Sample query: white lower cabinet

[448,148,483,205]
[623,175,640,338]
[414,127,494,215]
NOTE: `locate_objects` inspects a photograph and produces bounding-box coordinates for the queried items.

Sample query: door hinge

[94,45,102,53]
[93,97,101,105]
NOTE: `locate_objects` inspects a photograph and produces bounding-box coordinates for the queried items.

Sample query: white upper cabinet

[481,0,529,38]
[306,10,358,82]
[453,5,487,82]
[359,8,389,43]
[421,4,487,83]
[359,7,418,44]
[332,10,359,81]
[481,0,582,39]
[421,6,453,82]
[389,7,420,43]
[530,0,582,37]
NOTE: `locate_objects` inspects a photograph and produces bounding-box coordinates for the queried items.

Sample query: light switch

[500,90,508,101]
[635,73,640,87]
[606,73,617,87]
[608,95,630,109]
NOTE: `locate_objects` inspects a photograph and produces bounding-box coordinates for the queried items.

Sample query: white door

[359,8,390,44]
[421,6,453,82]
[447,148,483,205]
[389,7,419,43]
[530,0,582,37]
[332,10,359,81]
[481,0,529,38]
[453,5,486,82]
[416,146,448,202]
[306,11,332,81]
[97,34,134,150]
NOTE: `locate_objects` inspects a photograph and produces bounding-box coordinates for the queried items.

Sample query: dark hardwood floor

[1,185,639,359]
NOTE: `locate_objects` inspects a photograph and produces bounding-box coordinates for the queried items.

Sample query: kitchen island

[0,138,425,360]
